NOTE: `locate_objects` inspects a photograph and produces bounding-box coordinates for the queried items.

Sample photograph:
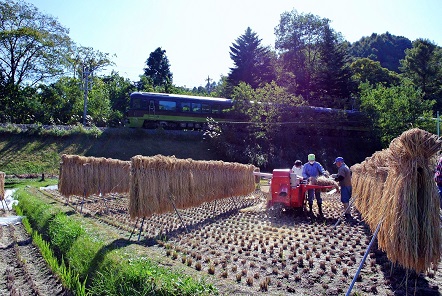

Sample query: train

[127,92,232,129]
[126,91,370,134]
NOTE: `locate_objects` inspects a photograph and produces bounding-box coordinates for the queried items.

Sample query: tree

[230,81,305,166]
[0,1,72,87]
[350,58,400,87]
[68,45,114,125]
[314,25,352,108]
[228,27,276,91]
[143,47,173,89]
[399,39,442,109]
[37,77,83,124]
[101,71,136,126]
[275,9,330,102]
[348,32,412,72]
[359,83,435,146]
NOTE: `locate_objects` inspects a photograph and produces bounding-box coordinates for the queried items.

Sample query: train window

[182,102,191,112]
[142,99,149,109]
[212,105,220,114]
[131,98,142,109]
[192,103,201,113]
[159,101,176,111]
[202,104,210,113]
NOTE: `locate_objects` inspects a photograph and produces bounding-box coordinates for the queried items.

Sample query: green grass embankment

[14,183,217,296]
[0,127,219,175]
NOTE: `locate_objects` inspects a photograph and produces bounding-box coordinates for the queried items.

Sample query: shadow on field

[85,238,133,282]
[135,207,246,247]
[373,246,440,296]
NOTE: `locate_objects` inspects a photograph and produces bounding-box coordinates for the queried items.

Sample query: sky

[25,0,442,88]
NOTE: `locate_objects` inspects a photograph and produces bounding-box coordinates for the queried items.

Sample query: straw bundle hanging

[129,155,256,219]
[59,154,130,197]
[351,128,442,272]
[0,172,5,201]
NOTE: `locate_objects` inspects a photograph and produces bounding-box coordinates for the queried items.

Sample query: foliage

[399,39,442,110]
[102,71,137,126]
[314,25,352,108]
[68,45,114,79]
[350,58,401,87]
[37,77,84,125]
[227,82,305,167]
[359,82,435,146]
[274,9,330,101]
[228,27,276,91]
[0,0,72,87]
[143,47,173,88]
[348,32,412,72]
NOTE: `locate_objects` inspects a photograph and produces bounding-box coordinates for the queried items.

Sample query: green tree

[37,77,83,124]
[400,39,442,109]
[359,83,435,146]
[102,71,136,126]
[0,0,71,87]
[86,78,112,126]
[69,45,114,125]
[143,47,173,89]
[228,27,276,91]
[348,32,412,72]
[230,81,305,166]
[350,58,400,87]
[314,25,352,108]
[275,9,329,102]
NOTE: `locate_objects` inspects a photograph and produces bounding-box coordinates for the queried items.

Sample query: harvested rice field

[41,185,442,296]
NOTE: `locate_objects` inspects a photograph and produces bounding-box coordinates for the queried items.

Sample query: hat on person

[294,160,302,166]
[307,154,315,161]
[334,157,344,164]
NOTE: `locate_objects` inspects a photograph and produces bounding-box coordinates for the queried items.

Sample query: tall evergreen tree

[314,25,352,108]
[143,47,173,88]
[228,27,275,90]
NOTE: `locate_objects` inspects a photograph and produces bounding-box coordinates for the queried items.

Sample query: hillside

[0,128,220,175]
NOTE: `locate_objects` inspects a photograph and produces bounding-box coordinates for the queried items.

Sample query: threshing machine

[267,169,334,211]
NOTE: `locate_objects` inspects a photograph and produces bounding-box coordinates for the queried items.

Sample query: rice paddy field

[41,184,442,296]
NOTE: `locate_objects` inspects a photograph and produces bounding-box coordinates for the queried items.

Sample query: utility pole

[438,111,440,137]
[205,75,212,94]
[82,65,92,126]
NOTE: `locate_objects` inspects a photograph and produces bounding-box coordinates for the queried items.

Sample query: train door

[148,100,155,116]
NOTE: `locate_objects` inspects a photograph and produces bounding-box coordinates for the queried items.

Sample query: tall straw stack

[351,128,442,272]
[0,172,4,201]
[129,155,256,218]
[59,154,130,197]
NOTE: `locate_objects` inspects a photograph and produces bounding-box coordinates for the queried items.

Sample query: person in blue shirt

[302,153,326,216]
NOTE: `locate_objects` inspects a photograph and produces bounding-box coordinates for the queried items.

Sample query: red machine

[268,169,333,210]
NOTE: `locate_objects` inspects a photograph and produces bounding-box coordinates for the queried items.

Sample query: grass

[0,126,219,175]
[12,180,218,295]
[15,202,87,296]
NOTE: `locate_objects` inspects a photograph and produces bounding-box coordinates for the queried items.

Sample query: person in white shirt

[292,160,304,180]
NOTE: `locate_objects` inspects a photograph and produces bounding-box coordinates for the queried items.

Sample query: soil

[0,210,69,295]
[37,186,442,295]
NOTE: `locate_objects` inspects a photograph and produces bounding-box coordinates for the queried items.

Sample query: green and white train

[127,92,232,129]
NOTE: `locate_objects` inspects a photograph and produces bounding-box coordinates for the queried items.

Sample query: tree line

[0,1,441,150]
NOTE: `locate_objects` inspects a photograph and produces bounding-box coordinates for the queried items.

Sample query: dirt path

[0,213,69,296]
